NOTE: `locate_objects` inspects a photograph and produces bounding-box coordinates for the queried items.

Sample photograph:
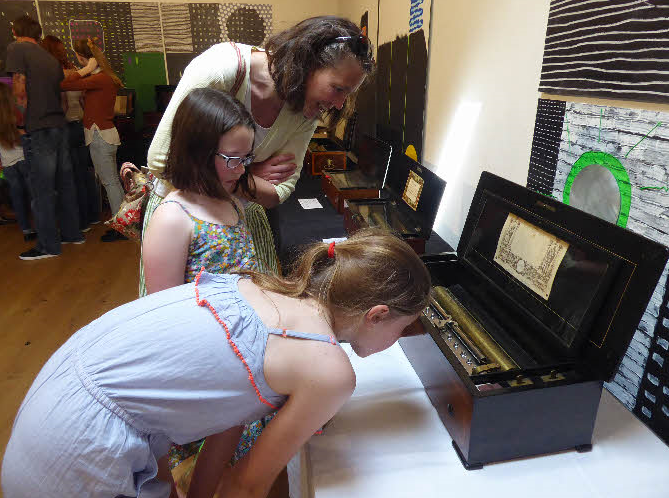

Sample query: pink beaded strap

[194,268,278,410]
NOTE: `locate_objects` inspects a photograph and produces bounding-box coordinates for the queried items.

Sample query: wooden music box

[399,171,669,469]
[304,138,347,176]
[322,135,392,214]
[343,152,446,254]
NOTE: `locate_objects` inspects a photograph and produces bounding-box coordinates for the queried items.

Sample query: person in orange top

[61,38,126,242]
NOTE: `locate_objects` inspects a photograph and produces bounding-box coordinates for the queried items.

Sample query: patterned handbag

[105,162,154,242]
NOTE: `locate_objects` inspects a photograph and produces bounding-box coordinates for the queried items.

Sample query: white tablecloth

[288,343,669,498]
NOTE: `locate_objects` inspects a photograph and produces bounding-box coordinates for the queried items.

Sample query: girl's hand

[85,57,98,72]
[249,153,296,185]
[77,58,98,77]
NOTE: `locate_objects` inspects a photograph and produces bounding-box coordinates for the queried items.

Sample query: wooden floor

[0,221,140,493]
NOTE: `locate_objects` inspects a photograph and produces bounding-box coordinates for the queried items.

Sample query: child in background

[2,228,430,498]
[0,82,35,241]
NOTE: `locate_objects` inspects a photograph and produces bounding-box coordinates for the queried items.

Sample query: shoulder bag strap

[229,42,246,97]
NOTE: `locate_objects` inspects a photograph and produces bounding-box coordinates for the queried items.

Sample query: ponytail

[240,228,431,318]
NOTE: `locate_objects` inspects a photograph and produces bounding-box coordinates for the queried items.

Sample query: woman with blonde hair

[61,38,125,242]
[2,228,430,498]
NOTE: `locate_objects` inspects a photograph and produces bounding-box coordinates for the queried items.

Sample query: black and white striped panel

[161,3,193,53]
[539,0,669,102]
[526,98,566,196]
[130,2,162,53]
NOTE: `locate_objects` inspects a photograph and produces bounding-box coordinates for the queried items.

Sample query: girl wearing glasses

[142,88,261,296]
[142,87,281,494]
[140,15,375,295]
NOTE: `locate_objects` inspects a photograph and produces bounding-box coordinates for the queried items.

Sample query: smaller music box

[322,135,391,214]
[304,138,347,176]
[343,152,446,254]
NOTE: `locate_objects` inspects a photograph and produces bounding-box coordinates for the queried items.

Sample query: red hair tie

[327,241,336,259]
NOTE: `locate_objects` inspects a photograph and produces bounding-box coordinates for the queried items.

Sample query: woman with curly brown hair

[141,16,375,294]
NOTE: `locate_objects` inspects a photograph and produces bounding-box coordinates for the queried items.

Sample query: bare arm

[77,57,98,77]
[142,202,192,294]
[60,91,68,114]
[271,121,318,203]
[156,455,180,498]
[12,73,27,110]
[216,342,356,498]
[239,175,280,208]
[185,426,244,498]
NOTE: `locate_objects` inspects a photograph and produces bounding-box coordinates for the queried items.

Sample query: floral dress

[160,200,273,468]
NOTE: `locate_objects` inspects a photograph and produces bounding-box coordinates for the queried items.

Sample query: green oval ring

[563,151,631,228]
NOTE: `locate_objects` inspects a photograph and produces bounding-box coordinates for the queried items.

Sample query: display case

[399,171,669,469]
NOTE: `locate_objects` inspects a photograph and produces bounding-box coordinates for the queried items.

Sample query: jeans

[89,130,123,215]
[29,126,82,254]
[68,121,100,227]
[3,160,33,233]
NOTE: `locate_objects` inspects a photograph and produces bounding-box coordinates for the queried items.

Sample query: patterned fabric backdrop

[1,1,274,84]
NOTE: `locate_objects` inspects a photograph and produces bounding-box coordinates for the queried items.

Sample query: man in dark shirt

[6,15,82,260]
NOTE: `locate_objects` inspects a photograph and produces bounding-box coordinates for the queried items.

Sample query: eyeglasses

[215,152,255,169]
[329,34,372,60]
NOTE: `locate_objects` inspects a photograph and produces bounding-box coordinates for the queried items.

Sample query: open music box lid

[455,171,668,380]
[358,135,392,182]
[329,135,392,189]
[379,152,446,237]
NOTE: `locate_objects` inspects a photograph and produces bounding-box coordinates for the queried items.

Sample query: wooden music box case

[322,135,392,214]
[399,171,669,469]
[343,152,446,254]
[304,138,347,176]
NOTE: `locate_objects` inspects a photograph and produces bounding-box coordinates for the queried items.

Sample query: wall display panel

[527,99,567,196]
[388,35,408,154]
[123,51,167,129]
[189,3,221,54]
[0,0,38,76]
[526,98,669,443]
[38,1,135,80]
[160,3,193,53]
[403,29,428,163]
[372,0,432,163]
[375,29,429,162]
[539,0,669,103]
[165,52,197,85]
[219,3,272,47]
[1,2,274,86]
[130,2,162,53]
